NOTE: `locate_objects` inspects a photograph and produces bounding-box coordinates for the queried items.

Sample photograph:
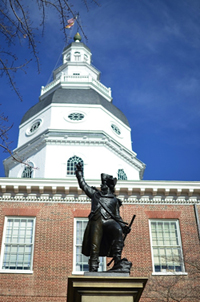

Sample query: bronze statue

[75,163,132,273]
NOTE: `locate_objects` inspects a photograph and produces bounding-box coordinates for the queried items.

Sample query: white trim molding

[0,178,199,204]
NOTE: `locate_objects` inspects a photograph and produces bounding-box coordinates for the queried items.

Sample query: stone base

[67,276,148,302]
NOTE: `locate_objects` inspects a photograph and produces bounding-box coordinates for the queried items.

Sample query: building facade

[0,34,199,302]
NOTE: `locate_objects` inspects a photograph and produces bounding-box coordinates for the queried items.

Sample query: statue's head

[100,173,117,194]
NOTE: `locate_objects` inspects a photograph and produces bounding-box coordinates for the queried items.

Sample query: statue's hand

[76,162,83,175]
[122,225,131,235]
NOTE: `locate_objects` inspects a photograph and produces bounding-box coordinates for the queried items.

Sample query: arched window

[74,51,81,61]
[84,54,88,61]
[65,53,71,62]
[67,156,84,176]
[117,169,127,180]
[21,162,34,178]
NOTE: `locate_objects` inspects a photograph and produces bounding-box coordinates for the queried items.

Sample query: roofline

[20,88,128,126]
[63,41,91,53]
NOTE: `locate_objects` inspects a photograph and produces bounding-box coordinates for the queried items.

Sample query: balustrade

[40,75,112,99]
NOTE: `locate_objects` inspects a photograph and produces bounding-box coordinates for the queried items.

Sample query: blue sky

[0,0,200,180]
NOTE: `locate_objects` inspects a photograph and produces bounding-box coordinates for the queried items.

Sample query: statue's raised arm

[75,163,96,198]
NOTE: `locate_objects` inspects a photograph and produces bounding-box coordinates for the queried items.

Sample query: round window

[30,121,41,133]
[26,119,42,136]
[68,113,85,121]
[111,124,121,135]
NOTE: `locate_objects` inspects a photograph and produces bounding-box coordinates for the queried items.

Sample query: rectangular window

[0,217,36,273]
[73,218,105,274]
[149,220,185,273]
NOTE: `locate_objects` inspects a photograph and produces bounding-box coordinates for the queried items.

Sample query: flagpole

[76,13,80,33]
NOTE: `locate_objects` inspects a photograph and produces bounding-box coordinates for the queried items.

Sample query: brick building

[0,34,199,301]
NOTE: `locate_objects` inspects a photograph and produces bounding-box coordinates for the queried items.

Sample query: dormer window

[74,51,81,61]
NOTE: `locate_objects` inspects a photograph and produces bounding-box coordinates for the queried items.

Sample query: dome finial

[74,32,82,42]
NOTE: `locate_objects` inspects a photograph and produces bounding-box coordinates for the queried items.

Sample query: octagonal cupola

[40,33,112,102]
[62,32,91,65]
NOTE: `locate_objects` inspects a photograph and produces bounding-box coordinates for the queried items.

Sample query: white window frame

[73,218,106,275]
[0,217,36,274]
[149,219,186,275]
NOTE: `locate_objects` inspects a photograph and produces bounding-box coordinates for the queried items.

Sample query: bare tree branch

[0,0,99,100]
[145,251,200,302]
[0,0,99,163]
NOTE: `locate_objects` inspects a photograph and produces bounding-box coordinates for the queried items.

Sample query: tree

[0,0,99,161]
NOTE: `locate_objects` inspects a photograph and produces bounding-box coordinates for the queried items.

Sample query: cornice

[0,178,199,204]
[0,194,198,205]
[44,135,144,171]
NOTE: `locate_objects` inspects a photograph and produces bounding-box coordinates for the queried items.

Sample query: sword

[107,214,136,267]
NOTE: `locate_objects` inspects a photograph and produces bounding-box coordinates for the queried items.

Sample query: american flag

[65,17,76,29]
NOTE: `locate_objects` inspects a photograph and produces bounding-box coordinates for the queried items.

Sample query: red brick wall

[0,201,199,302]
[121,203,199,302]
[0,202,90,301]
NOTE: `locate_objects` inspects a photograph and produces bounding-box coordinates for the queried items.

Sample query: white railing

[40,74,112,99]
[40,76,61,96]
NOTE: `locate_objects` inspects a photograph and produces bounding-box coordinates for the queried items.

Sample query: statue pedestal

[67,275,148,302]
